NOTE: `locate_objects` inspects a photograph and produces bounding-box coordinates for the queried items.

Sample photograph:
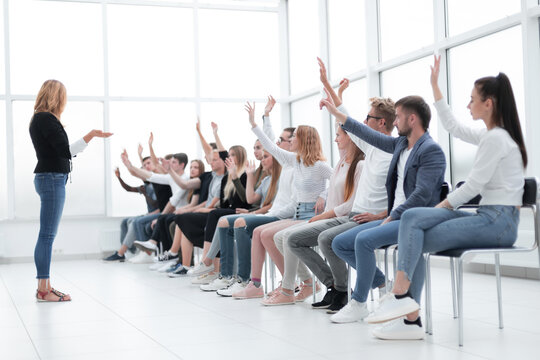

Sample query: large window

[379,0,433,61]
[448,26,524,184]
[447,0,521,36]
[107,5,195,97]
[198,9,280,98]
[288,0,320,94]
[0,102,6,220]
[10,0,103,96]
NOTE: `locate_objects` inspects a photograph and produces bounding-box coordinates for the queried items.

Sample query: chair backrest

[440,182,450,201]
[522,177,538,207]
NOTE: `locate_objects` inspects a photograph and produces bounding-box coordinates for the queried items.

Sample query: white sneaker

[128,251,154,264]
[133,240,158,253]
[191,272,219,285]
[372,317,425,340]
[330,299,369,323]
[188,262,214,277]
[157,260,178,272]
[217,280,247,297]
[365,293,420,324]
[200,277,233,292]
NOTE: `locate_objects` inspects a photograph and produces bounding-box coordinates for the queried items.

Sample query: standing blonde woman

[30,80,112,302]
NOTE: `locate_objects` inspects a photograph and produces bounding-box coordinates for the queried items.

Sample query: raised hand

[224,157,237,178]
[337,78,350,100]
[121,149,131,167]
[148,132,154,146]
[160,157,171,172]
[317,57,329,85]
[244,102,256,128]
[264,95,276,116]
[245,160,257,176]
[319,87,334,111]
[137,144,143,156]
[430,54,441,88]
[196,116,201,133]
[211,121,218,134]
[114,167,120,178]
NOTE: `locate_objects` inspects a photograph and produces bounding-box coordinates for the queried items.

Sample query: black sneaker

[326,290,348,314]
[167,265,188,278]
[103,252,125,262]
[312,286,337,309]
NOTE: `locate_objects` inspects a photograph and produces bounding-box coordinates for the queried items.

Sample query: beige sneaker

[191,272,219,285]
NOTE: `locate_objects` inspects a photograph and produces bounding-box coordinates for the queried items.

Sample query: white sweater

[147,172,189,209]
[252,125,333,203]
[434,99,524,207]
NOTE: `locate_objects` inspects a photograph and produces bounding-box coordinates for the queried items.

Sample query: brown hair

[262,151,282,207]
[295,125,325,166]
[395,96,431,131]
[33,79,67,121]
[370,97,396,133]
[475,73,527,167]
[344,141,364,202]
[187,160,205,202]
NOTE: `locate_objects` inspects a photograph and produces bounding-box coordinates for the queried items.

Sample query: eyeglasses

[277,137,292,144]
[366,114,383,121]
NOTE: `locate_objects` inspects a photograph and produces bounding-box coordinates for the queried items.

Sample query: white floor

[1,260,540,360]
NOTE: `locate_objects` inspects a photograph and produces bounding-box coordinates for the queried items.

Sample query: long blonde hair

[33,80,67,120]
[263,151,282,207]
[295,125,325,166]
[224,145,248,200]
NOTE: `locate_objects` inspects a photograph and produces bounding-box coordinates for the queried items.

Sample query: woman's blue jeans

[34,173,68,279]
[220,214,279,281]
[397,205,520,303]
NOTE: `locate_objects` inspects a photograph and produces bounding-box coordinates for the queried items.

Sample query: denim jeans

[332,219,400,303]
[294,202,316,220]
[220,214,280,281]
[34,172,68,279]
[398,205,520,303]
[132,213,161,241]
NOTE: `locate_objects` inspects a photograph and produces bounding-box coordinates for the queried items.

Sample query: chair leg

[495,253,504,329]
[450,258,458,319]
[392,247,398,279]
[312,273,316,303]
[425,254,433,335]
[347,265,352,302]
[270,258,275,291]
[457,258,464,347]
[384,248,389,289]
[264,253,268,295]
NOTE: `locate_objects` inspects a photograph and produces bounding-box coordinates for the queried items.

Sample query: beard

[397,126,412,137]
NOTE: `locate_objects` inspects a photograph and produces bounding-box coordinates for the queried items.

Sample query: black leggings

[150,213,176,251]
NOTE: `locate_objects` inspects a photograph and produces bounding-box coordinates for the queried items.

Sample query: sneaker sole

[372,328,425,340]
[365,303,420,324]
[261,300,295,306]
[133,242,157,253]
[311,304,332,309]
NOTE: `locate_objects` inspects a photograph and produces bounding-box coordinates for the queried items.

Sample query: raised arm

[245,102,295,167]
[262,95,277,141]
[317,57,344,108]
[211,122,226,152]
[148,132,166,174]
[121,150,153,181]
[137,144,144,165]
[115,167,139,193]
[245,161,261,204]
[196,117,214,164]
[168,166,202,190]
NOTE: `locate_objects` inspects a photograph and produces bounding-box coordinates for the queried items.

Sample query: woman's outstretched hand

[84,129,113,143]
[264,96,276,116]
[244,102,257,128]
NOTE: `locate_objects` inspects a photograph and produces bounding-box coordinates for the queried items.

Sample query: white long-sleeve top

[147,172,189,209]
[69,138,88,157]
[337,105,393,215]
[434,99,524,207]
[252,125,333,203]
[325,152,364,217]
[266,166,296,219]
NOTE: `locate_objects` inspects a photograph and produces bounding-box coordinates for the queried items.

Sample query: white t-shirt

[391,147,412,212]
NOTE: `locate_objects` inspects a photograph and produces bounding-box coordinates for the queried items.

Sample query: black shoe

[103,252,125,262]
[326,290,348,314]
[312,286,337,309]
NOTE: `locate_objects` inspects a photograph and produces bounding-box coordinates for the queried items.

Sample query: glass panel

[288,0,320,94]
[109,102,197,217]
[198,0,279,6]
[10,0,103,95]
[0,3,5,93]
[448,26,524,184]
[381,56,438,141]
[108,5,195,97]
[291,94,332,162]
[448,0,520,36]
[379,0,433,61]
[13,101,105,218]
[0,102,6,220]
[198,9,279,98]
[328,0,366,81]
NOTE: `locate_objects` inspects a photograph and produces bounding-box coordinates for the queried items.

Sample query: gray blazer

[342,116,446,220]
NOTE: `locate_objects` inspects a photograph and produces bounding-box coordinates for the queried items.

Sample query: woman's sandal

[36,288,71,302]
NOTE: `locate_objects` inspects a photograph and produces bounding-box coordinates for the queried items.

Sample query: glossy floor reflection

[1,259,539,360]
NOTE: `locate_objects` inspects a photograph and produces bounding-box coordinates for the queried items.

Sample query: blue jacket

[342,116,446,220]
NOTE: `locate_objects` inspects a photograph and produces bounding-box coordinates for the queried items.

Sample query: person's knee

[354,232,379,252]
[218,217,229,228]
[234,218,246,228]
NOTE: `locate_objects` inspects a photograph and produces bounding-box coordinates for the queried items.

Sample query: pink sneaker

[295,281,321,302]
[261,290,295,306]
[232,281,264,299]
